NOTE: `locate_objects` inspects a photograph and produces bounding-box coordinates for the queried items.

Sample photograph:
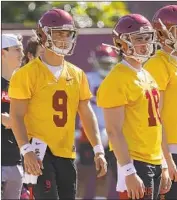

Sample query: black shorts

[134,160,162,200]
[119,160,162,200]
[32,148,77,199]
[159,154,177,200]
[106,151,117,182]
[78,142,94,165]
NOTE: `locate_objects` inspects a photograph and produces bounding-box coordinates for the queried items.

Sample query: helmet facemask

[158,19,177,57]
[38,21,77,56]
[113,26,157,63]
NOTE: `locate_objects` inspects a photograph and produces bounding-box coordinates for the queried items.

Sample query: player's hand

[24,151,43,176]
[2,113,11,129]
[125,173,145,199]
[166,157,177,182]
[160,168,172,194]
[94,153,107,178]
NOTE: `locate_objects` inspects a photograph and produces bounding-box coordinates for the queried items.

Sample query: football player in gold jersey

[8,9,107,199]
[144,5,177,199]
[97,14,171,199]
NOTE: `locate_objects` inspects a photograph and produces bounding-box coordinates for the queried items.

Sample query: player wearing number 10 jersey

[144,5,177,199]
[97,14,163,200]
[8,9,107,199]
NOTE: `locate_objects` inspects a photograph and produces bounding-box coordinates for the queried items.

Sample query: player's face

[164,25,177,56]
[170,25,177,39]
[98,60,115,71]
[130,33,154,56]
[4,45,24,68]
[169,25,177,55]
[51,30,75,49]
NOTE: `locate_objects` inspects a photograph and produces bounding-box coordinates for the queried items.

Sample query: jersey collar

[121,59,142,72]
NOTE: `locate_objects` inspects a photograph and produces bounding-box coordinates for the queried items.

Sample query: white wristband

[20,143,33,156]
[162,157,168,169]
[121,163,137,176]
[93,144,105,155]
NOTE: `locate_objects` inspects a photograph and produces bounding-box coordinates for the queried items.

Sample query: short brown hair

[22,37,40,65]
[2,47,9,51]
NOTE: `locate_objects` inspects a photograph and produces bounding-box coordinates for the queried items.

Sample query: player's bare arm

[103,106,145,199]
[10,99,29,146]
[160,91,177,182]
[78,99,107,177]
[78,100,101,147]
[160,163,172,195]
[10,98,43,176]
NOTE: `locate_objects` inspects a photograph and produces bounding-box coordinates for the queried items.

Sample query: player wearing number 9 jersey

[97,14,164,200]
[8,9,107,199]
[9,58,91,158]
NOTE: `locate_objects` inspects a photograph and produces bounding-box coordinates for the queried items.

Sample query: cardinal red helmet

[88,45,118,77]
[152,5,177,52]
[112,14,156,63]
[36,8,77,56]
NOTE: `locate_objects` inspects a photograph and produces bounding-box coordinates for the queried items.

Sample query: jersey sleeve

[8,68,33,99]
[79,70,93,100]
[97,74,128,108]
[144,57,169,91]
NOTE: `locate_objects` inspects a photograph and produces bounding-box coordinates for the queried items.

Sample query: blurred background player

[144,5,177,199]
[77,45,118,199]
[22,36,44,65]
[1,34,24,199]
[88,45,119,191]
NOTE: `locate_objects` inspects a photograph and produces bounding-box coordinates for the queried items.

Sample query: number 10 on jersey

[146,89,161,127]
